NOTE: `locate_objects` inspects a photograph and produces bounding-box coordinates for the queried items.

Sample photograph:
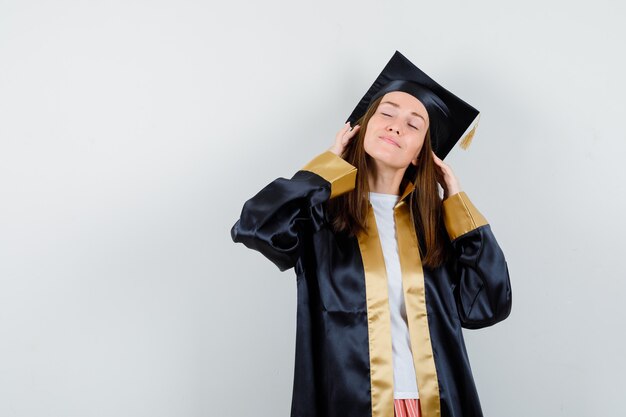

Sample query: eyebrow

[380,101,426,122]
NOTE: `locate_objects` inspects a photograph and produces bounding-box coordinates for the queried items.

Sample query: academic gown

[230,150,512,417]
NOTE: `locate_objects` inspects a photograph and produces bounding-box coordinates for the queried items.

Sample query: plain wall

[1,0,625,416]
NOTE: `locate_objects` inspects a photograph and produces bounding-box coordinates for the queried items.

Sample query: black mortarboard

[346,50,480,160]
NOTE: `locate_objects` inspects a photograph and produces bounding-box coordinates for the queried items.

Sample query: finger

[339,124,352,137]
[343,126,360,142]
[346,124,359,134]
[346,125,360,136]
[342,132,356,144]
[432,152,449,169]
[337,123,350,136]
[431,153,443,167]
[336,124,351,139]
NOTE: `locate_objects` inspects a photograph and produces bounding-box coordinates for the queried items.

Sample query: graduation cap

[346,50,480,160]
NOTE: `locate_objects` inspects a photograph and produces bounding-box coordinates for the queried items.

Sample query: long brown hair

[326,95,452,268]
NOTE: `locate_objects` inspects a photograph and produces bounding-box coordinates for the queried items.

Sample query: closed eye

[382,112,419,130]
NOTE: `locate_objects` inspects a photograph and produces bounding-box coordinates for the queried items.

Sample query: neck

[367,160,406,196]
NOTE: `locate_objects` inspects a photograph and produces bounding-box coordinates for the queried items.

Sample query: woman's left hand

[431,151,462,200]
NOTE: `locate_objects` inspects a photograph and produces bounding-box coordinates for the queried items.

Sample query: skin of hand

[328,122,360,156]
[431,150,462,200]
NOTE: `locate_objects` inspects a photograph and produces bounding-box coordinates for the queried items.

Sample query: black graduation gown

[230,150,512,417]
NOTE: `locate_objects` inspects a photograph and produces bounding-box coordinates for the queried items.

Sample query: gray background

[1,0,625,416]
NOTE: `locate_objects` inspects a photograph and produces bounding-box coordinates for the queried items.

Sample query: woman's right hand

[328,122,360,156]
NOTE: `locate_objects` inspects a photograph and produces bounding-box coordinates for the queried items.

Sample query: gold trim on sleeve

[395,201,441,417]
[442,191,488,241]
[356,203,395,417]
[300,151,357,199]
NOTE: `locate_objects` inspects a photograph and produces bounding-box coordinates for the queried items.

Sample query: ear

[411,155,418,166]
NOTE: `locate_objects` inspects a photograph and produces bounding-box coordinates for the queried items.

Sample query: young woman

[231,51,512,417]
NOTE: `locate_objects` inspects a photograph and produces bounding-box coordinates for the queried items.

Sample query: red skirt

[393,398,422,417]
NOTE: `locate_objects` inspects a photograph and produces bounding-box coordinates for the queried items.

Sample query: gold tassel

[459,126,475,149]
[459,114,480,150]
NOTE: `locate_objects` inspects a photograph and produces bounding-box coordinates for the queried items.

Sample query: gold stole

[357,184,441,417]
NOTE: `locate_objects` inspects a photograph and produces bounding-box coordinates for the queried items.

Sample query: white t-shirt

[369,191,419,400]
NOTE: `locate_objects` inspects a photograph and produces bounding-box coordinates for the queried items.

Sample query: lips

[379,135,400,147]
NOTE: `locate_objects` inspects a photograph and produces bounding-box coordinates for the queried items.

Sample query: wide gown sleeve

[442,191,513,329]
[230,151,357,272]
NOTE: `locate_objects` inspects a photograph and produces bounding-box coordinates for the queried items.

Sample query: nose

[385,116,401,135]
[387,125,400,135]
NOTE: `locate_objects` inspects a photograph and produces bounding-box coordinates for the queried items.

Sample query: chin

[366,149,408,170]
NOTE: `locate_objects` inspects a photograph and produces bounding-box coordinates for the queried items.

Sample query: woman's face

[363,90,429,170]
